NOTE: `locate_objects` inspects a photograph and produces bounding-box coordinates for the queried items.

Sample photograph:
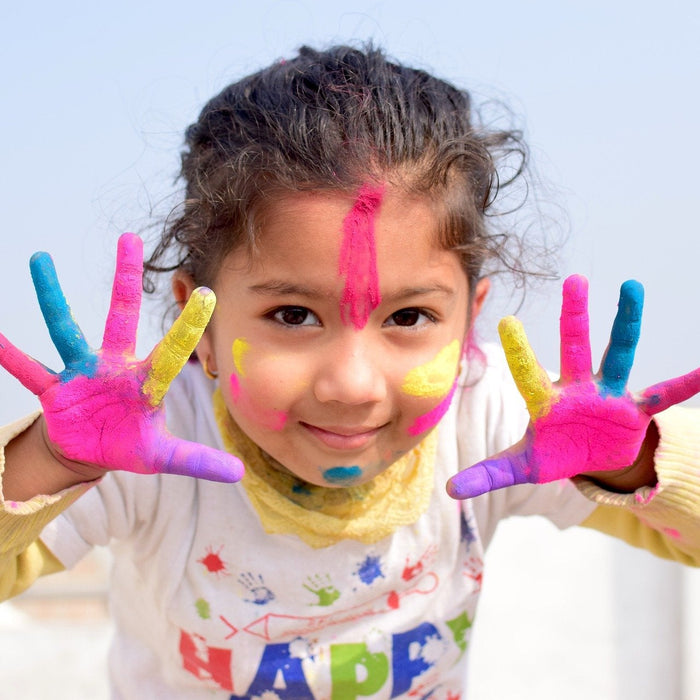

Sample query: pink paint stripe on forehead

[338,184,384,329]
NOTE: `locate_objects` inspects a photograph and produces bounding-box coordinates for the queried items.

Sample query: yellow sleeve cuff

[0,412,94,599]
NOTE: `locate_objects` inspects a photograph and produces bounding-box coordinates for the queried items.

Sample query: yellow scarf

[213,389,437,548]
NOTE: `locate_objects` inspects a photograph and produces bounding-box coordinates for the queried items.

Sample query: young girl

[1,44,699,698]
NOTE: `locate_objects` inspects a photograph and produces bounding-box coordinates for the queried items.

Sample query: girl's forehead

[255,186,442,251]
[217,186,468,301]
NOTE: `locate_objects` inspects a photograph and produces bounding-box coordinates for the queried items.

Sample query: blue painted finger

[30,252,95,376]
[600,280,644,397]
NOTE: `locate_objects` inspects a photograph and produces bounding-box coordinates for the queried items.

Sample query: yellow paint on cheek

[232,338,250,376]
[401,340,461,398]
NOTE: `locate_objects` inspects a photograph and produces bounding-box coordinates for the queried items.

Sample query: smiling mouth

[300,422,383,450]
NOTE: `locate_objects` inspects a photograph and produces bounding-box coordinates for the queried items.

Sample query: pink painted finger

[640,367,700,415]
[0,331,56,395]
[102,233,144,355]
[446,451,529,499]
[154,434,245,483]
[559,274,592,382]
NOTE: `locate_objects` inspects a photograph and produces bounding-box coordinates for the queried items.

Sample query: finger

[559,275,592,382]
[155,434,245,483]
[499,316,553,419]
[102,233,143,355]
[30,252,93,372]
[600,280,644,397]
[142,287,216,406]
[0,332,56,395]
[640,367,700,415]
[446,451,530,499]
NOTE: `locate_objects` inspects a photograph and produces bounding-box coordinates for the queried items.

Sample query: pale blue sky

[1,0,699,422]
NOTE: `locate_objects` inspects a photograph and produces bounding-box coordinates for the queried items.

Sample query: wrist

[4,417,103,502]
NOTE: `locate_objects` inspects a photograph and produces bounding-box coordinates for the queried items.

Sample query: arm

[0,233,244,598]
[0,413,85,600]
[447,276,700,531]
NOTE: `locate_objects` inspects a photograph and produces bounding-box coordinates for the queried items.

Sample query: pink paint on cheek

[407,382,458,436]
[338,184,384,329]
[230,373,241,401]
[229,373,287,431]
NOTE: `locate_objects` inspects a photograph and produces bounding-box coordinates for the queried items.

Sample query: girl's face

[178,187,489,487]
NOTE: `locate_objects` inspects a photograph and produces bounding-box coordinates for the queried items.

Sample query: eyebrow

[382,284,457,303]
[248,280,323,297]
[248,280,456,301]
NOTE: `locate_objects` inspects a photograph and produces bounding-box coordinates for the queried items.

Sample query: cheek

[400,340,461,436]
[226,341,305,432]
[406,382,458,436]
[401,340,460,398]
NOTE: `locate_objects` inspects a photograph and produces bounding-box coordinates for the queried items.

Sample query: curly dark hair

[144,43,553,296]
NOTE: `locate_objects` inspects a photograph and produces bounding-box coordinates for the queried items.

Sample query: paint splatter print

[355,554,385,585]
[198,546,229,577]
[303,574,341,607]
[402,545,438,582]
[195,598,211,620]
[239,572,276,605]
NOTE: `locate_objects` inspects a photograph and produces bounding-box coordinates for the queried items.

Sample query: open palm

[0,233,243,483]
[448,275,700,499]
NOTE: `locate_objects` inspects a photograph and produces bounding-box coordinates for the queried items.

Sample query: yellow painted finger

[498,316,553,419]
[143,288,216,405]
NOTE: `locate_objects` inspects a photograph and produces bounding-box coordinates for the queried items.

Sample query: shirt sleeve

[0,412,95,600]
[575,405,700,566]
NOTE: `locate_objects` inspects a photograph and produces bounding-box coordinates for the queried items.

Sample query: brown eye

[271,306,320,326]
[391,309,421,326]
[384,308,437,328]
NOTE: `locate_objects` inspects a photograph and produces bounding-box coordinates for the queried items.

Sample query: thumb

[154,434,245,483]
[447,448,530,499]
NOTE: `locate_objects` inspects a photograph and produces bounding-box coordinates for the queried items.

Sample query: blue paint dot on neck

[292,482,312,496]
[322,466,362,485]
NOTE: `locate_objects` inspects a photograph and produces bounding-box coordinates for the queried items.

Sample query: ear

[469,277,490,327]
[171,271,217,373]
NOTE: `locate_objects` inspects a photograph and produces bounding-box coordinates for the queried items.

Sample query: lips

[300,422,383,450]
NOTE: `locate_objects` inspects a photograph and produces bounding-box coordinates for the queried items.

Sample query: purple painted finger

[559,275,592,383]
[102,233,143,355]
[0,331,56,395]
[154,435,245,483]
[640,367,700,415]
[447,451,529,499]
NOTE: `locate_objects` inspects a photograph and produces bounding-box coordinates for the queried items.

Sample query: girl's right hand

[0,233,244,484]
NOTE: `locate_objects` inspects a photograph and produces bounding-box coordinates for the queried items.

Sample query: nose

[313,334,388,405]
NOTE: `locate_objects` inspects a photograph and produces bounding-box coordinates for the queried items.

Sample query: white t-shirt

[40,344,595,699]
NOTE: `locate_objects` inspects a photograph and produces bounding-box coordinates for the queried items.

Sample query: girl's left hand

[447,275,700,500]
